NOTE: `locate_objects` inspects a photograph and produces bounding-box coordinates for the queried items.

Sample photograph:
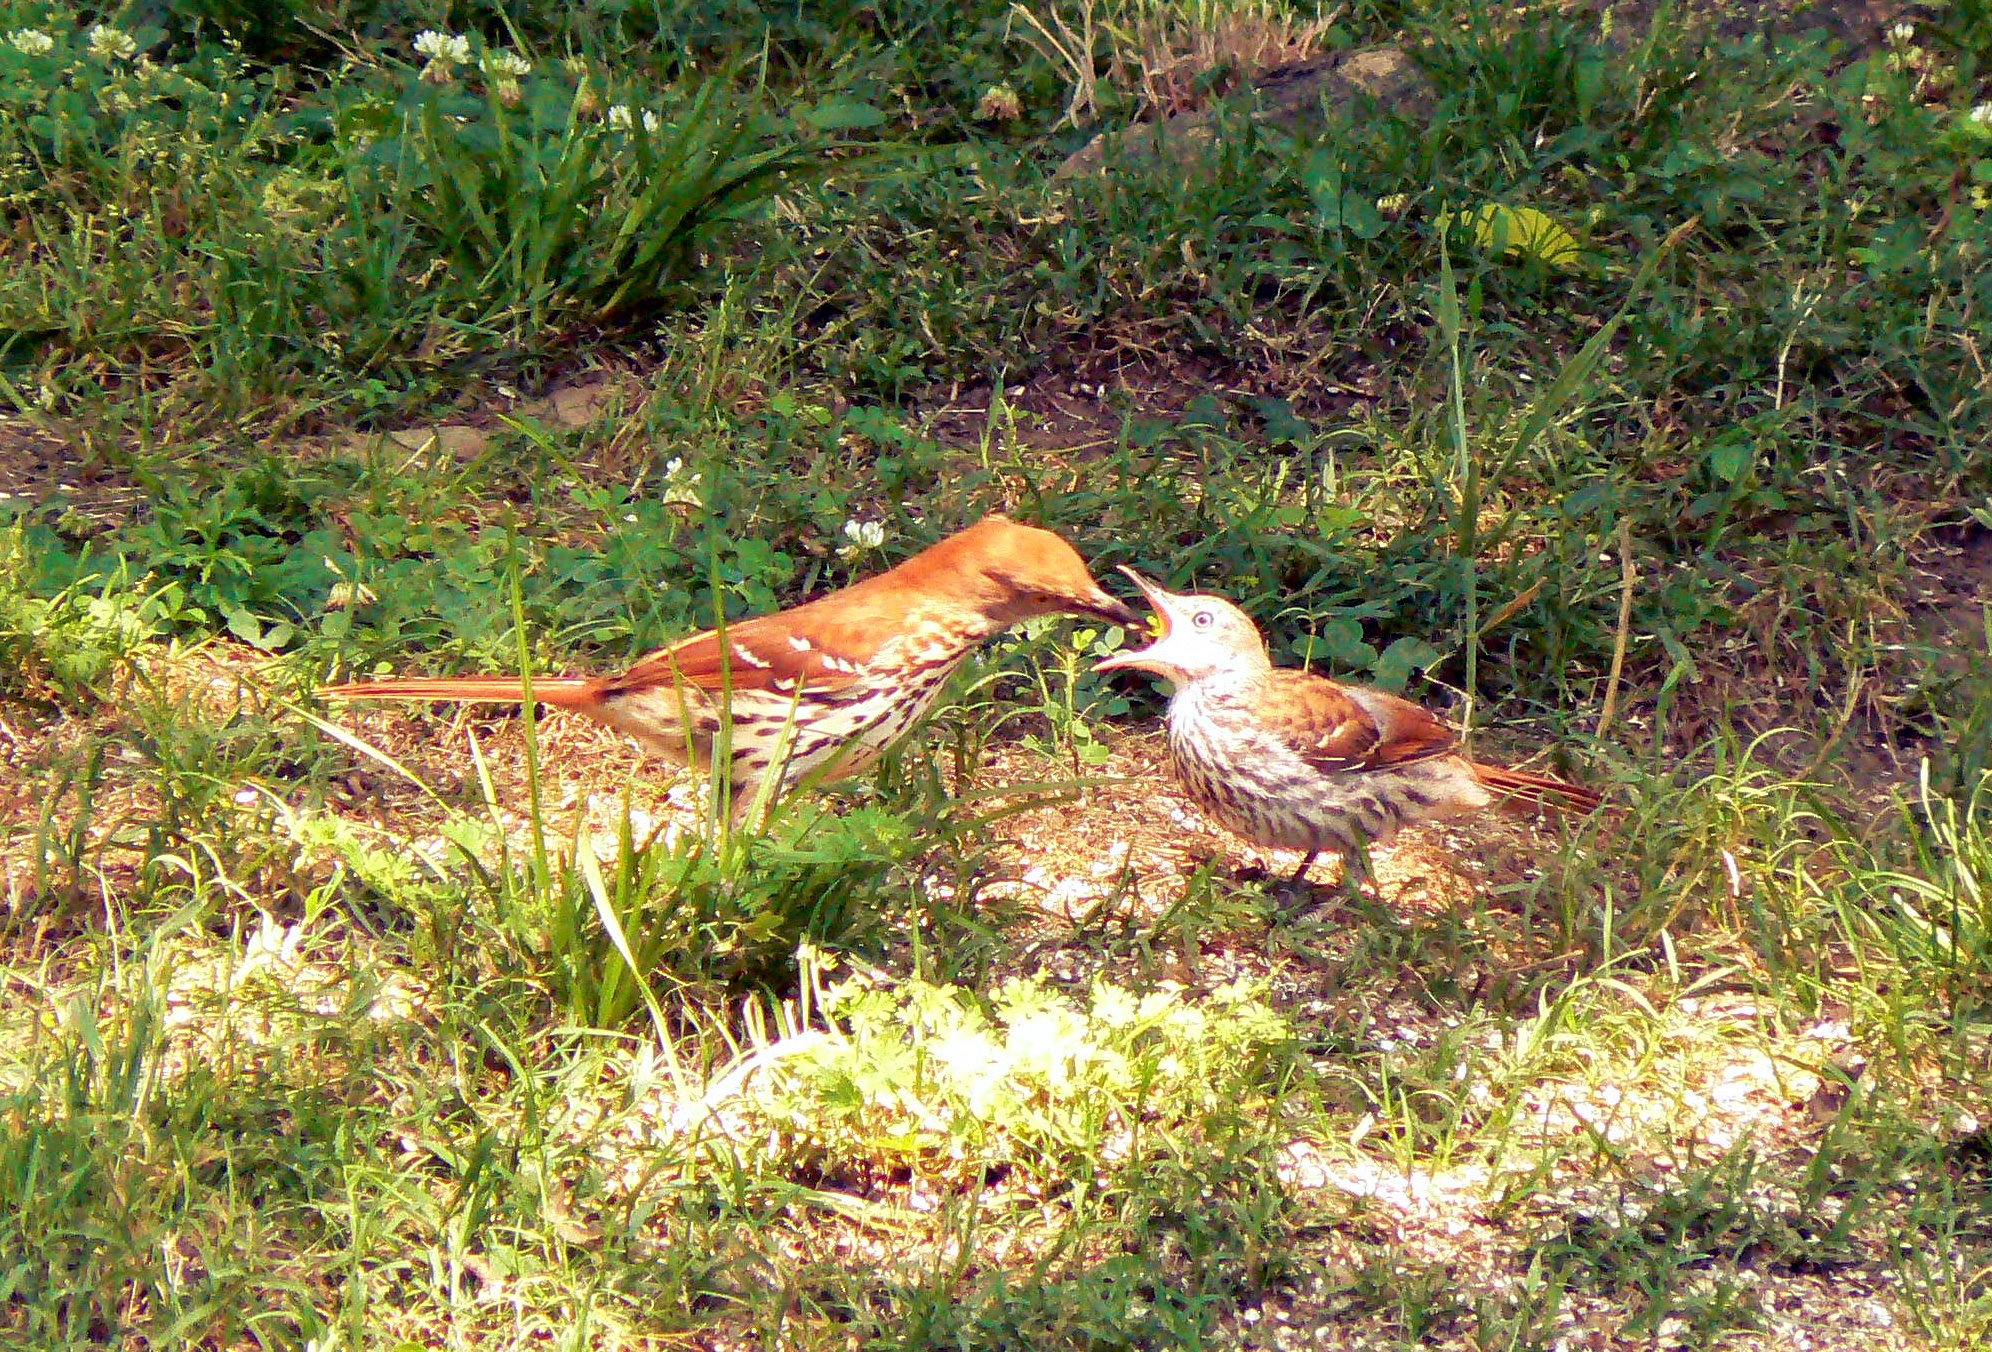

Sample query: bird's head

[927,514,1140,628]
[1092,568,1272,686]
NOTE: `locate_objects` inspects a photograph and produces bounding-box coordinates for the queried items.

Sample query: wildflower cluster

[606,104,663,135]
[412,30,535,103]
[397,30,684,145]
[6,23,144,62]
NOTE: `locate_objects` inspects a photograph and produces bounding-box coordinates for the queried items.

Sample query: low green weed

[0,521,163,701]
[482,798,932,1026]
[737,964,1291,1183]
[1836,766,1992,1021]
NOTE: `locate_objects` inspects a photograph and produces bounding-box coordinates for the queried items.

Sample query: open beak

[1092,567,1178,673]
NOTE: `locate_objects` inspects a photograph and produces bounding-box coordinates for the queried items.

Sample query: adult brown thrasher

[325,514,1137,820]
[1095,569,1601,884]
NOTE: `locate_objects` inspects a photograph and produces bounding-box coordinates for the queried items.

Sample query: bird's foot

[1270,853,1337,916]
[1271,876,1323,914]
[1233,859,1315,911]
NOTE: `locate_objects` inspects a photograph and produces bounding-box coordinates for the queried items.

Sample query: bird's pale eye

[1192,610,1215,629]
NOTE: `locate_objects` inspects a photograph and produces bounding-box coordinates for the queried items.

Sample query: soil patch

[0,412,146,529]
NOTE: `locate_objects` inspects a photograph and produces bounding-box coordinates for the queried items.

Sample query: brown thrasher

[1095,570,1601,884]
[325,514,1137,819]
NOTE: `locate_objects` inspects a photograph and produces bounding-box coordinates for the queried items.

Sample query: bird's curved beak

[1077,584,1141,628]
[1092,567,1183,673]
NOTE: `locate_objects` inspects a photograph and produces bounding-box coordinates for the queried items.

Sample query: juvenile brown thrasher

[1095,570,1600,883]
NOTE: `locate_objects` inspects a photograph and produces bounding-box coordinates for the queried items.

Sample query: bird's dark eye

[1192,610,1215,629]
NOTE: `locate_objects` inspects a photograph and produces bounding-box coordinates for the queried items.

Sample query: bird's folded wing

[604,613,871,697]
[1259,670,1458,773]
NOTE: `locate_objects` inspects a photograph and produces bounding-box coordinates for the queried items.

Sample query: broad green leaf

[804,98,887,131]
[1301,148,1343,214]
[1441,203,1585,271]
[1312,616,1377,670]
[1372,636,1443,692]
[1707,437,1753,484]
[222,605,262,646]
[1339,190,1385,239]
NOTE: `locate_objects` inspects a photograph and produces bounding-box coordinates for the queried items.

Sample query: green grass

[3,0,1992,1346]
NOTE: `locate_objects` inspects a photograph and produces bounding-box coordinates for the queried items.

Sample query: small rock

[544,379,622,427]
[384,424,491,459]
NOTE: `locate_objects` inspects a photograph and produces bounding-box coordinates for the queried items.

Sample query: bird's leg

[1269,851,1320,911]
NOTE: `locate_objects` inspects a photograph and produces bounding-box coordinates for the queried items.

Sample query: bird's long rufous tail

[1467,761,1603,815]
[322,676,603,711]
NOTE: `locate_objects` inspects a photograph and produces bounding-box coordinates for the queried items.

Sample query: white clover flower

[1971,103,1992,127]
[413,29,470,80]
[606,104,662,134]
[1376,192,1410,215]
[412,30,470,65]
[481,49,531,78]
[7,28,54,55]
[838,519,886,558]
[87,24,137,60]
